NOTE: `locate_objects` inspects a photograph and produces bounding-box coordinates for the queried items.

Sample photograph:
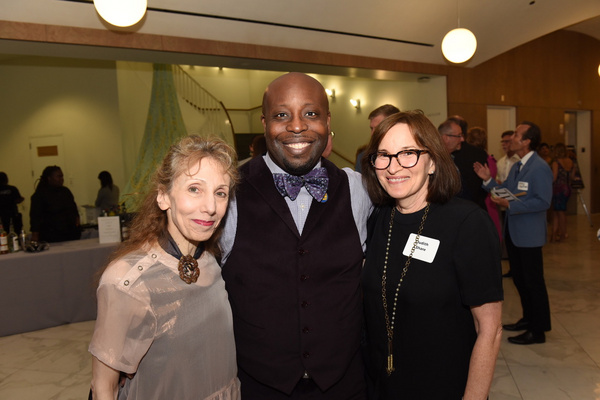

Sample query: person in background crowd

[0,172,24,233]
[466,126,501,239]
[89,136,240,400]
[220,72,372,399]
[361,110,502,399]
[474,121,553,345]
[239,134,268,166]
[95,171,120,212]
[550,142,574,242]
[495,130,520,277]
[439,115,489,210]
[355,104,400,173]
[30,166,80,243]
[538,142,553,165]
[496,130,520,184]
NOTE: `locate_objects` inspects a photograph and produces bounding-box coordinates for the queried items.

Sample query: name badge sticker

[517,181,529,191]
[402,234,440,263]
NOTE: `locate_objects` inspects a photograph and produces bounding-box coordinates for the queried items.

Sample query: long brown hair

[361,110,461,206]
[98,136,238,278]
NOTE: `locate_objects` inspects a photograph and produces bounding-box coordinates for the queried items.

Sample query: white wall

[0,56,126,231]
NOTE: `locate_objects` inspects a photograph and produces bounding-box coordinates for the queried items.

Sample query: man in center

[220,72,372,399]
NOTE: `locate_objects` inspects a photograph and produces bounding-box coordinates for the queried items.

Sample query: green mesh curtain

[122,64,187,211]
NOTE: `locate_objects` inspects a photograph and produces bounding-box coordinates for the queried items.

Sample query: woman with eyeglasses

[360,111,503,400]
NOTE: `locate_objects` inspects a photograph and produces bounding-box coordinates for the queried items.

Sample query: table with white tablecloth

[0,238,119,337]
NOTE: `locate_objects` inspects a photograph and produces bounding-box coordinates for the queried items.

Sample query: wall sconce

[441,0,477,63]
[598,64,600,77]
[93,0,147,27]
[325,88,336,99]
[350,99,361,110]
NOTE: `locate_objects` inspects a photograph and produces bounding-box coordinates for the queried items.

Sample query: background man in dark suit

[474,121,553,345]
[439,116,489,210]
[220,72,371,399]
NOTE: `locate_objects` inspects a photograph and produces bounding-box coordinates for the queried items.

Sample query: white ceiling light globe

[442,28,477,63]
[93,0,148,27]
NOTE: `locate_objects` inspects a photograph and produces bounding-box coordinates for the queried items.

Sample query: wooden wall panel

[447,30,600,212]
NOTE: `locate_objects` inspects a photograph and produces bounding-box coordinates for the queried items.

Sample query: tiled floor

[0,213,599,399]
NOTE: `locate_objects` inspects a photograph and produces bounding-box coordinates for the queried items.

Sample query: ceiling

[2,0,600,70]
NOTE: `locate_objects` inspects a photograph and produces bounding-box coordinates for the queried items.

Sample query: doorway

[29,135,66,190]
[486,106,516,161]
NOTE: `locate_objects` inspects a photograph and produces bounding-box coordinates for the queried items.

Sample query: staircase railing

[171,65,235,146]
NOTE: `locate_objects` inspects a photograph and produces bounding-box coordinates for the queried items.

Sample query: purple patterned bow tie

[273,167,329,202]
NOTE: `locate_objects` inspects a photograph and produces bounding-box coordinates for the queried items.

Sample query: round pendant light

[93,0,148,27]
[442,28,477,63]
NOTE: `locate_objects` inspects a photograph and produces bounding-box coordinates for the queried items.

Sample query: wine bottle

[8,224,19,252]
[0,224,8,254]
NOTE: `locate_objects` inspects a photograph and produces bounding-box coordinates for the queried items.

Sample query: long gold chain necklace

[381,203,430,376]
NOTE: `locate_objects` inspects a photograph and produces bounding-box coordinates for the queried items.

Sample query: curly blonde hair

[101,136,238,275]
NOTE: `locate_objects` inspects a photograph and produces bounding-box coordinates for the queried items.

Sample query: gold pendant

[386,340,394,375]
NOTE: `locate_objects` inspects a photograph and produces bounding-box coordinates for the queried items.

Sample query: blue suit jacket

[483,151,552,247]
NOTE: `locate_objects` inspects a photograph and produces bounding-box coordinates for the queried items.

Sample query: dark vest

[222,157,364,394]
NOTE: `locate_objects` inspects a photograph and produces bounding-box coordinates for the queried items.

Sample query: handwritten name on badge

[517,181,529,191]
[402,234,440,263]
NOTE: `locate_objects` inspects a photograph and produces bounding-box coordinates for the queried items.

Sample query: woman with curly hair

[89,136,240,400]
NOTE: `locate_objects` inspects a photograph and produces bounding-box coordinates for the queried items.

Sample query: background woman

[466,126,501,240]
[89,136,240,400]
[551,142,574,241]
[361,111,503,400]
[30,165,80,242]
[95,171,120,212]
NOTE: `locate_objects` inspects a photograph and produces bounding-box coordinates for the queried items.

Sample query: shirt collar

[519,150,535,166]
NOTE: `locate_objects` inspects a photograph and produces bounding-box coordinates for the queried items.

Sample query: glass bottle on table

[19,229,27,251]
[8,223,19,252]
[0,224,8,254]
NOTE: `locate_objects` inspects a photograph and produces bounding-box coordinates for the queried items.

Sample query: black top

[363,197,503,399]
[452,142,489,210]
[0,184,22,216]
[30,186,80,242]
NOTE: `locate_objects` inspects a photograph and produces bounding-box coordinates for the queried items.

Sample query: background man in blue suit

[474,121,552,345]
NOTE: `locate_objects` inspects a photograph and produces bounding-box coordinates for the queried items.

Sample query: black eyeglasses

[370,149,429,170]
[444,133,463,138]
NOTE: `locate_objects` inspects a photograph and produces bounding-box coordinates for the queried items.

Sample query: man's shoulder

[453,142,487,163]
[528,153,552,171]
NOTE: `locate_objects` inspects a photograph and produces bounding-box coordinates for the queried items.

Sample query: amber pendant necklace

[178,254,199,284]
[381,203,430,376]
[161,231,203,284]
